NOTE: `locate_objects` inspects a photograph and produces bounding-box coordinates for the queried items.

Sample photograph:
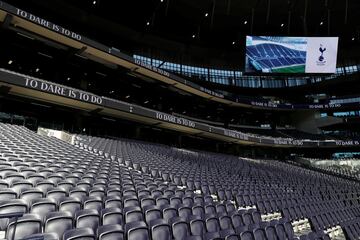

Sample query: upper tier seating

[0,123,359,239]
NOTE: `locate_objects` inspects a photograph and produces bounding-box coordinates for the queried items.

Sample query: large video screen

[245,36,339,74]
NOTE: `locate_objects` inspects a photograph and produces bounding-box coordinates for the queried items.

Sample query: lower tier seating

[0,123,359,239]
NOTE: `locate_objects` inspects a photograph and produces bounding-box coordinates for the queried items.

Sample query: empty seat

[140,196,156,208]
[216,203,227,214]
[4,173,25,185]
[231,213,244,229]
[143,205,162,224]
[46,188,67,203]
[83,196,103,212]
[205,204,216,215]
[89,186,105,197]
[57,181,74,192]
[220,215,233,230]
[163,206,178,222]
[124,206,144,223]
[101,207,123,226]
[44,211,73,239]
[97,224,124,240]
[75,209,100,231]
[204,231,221,240]
[123,196,139,208]
[252,212,262,224]
[253,228,267,240]
[182,196,194,206]
[240,231,255,240]
[170,196,182,206]
[206,215,220,233]
[27,174,46,186]
[242,213,254,226]
[63,227,96,240]
[149,219,172,240]
[69,186,89,199]
[0,199,28,230]
[265,226,277,240]
[20,188,44,205]
[125,221,149,240]
[192,205,205,218]
[106,187,122,198]
[0,188,17,201]
[0,180,10,189]
[59,197,82,216]
[11,180,33,195]
[47,173,65,185]
[36,181,55,193]
[156,197,170,207]
[189,216,206,236]
[178,206,192,219]
[22,232,59,240]
[283,222,294,238]
[5,214,42,240]
[275,224,287,240]
[104,196,122,209]
[30,198,57,220]
[170,217,190,240]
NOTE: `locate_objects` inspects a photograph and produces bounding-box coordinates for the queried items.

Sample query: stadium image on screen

[246,36,308,73]
[246,36,339,74]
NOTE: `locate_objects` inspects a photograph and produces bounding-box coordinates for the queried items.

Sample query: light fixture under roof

[125,95,130,99]
[8,60,13,65]
[35,68,40,72]
[205,13,209,17]
[280,23,284,27]
[232,41,235,45]
[320,21,324,25]
[146,21,150,26]
[244,20,248,25]
[92,0,96,5]
[192,34,196,38]
[67,77,71,81]
[352,37,355,41]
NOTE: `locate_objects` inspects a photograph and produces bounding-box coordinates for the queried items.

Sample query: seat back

[63,227,96,240]
[150,220,171,240]
[5,214,42,240]
[45,211,73,239]
[125,221,149,240]
[97,224,124,240]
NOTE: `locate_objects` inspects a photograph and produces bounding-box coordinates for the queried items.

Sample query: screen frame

[243,36,340,77]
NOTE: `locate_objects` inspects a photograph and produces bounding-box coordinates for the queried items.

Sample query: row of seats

[0,123,358,239]
[74,135,360,239]
[0,123,297,239]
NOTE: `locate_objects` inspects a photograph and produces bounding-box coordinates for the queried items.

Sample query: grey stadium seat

[97,224,124,240]
[44,211,74,239]
[5,214,42,240]
[62,227,96,240]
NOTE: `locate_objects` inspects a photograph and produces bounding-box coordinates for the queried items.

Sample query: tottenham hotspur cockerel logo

[319,44,326,62]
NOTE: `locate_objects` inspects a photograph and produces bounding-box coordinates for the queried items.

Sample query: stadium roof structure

[9,0,360,54]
